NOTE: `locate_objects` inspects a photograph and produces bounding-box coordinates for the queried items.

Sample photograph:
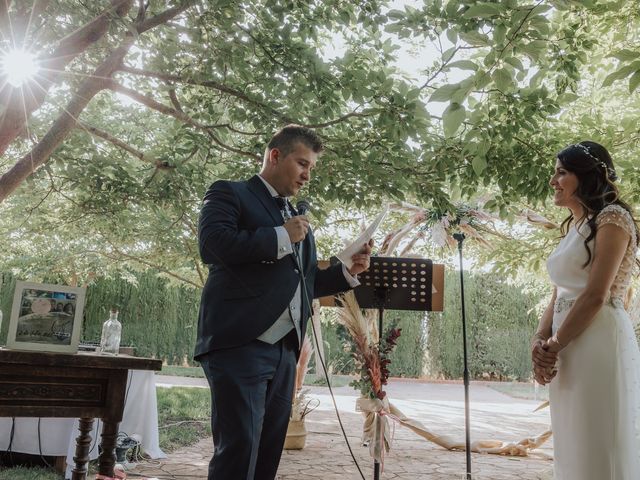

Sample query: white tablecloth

[0,370,166,479]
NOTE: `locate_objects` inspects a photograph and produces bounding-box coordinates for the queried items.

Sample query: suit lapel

[247,175,282,225]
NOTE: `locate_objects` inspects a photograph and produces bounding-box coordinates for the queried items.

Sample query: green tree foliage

[2,1,640,284]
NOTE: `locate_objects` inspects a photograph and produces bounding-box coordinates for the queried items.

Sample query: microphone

[296,199,310,216]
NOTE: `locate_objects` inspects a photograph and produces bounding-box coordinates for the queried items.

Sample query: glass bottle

[99,308,122,355]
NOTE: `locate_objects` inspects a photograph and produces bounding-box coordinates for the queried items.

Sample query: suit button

[294,268,300,274]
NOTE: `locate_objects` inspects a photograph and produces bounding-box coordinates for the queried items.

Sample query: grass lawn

[156,386,211,452]
[0,467,60,480]
[488,381,549,402]
[158,364,205,378]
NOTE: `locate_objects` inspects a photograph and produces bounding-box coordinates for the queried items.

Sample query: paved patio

[125,377,553,480]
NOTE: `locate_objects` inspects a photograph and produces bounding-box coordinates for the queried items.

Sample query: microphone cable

[293,233,367,480]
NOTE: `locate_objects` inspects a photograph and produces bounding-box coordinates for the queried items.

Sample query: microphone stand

[453,232,472,479]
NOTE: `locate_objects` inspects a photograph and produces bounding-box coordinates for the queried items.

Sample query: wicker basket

[283,419,307,450]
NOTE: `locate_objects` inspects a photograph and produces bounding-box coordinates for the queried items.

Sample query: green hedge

[0,270,543,378]
[312,271,543,382]
[427,270,543,381]
[0,272,200,365]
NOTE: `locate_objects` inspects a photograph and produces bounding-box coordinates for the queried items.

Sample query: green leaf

[472,156,487,176]
[463,3,504,18]
[530,5,552,15]
[529,69,545,87]
[493,68,513,91]
[459,31,491,47]
[629,70,640,93]
[602,61,640,87]
[447,60,478,71]
[429,84,459,102]
[609,49,640,62]
[494,24,507,44]
[442,46,457,62]
[557,92,579,104]
[443,102,466,137]
[446,28,458,44]
[504,56,524,71]
[520,40,547,62]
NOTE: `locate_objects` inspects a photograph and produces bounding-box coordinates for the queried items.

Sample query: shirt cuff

[275,226,293,259]
[342,264,360,287]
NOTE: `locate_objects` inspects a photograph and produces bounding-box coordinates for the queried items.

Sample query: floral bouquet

[336,291,402,462]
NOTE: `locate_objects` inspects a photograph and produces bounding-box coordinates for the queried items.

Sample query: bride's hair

[557,141,640,268]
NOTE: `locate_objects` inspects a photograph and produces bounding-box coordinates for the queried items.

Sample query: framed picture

[7,281,86,353]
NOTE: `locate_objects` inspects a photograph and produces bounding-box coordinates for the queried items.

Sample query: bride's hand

[532,340,557,370]
[533,365,556,385]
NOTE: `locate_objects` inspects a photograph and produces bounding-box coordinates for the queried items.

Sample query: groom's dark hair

[265,125,323,159]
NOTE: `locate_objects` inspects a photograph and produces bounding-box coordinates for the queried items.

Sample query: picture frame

[7,281,86,354]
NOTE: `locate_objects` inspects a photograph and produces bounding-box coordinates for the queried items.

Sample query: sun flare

[1,49,39,87]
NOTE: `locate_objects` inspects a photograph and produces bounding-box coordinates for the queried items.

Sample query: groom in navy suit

[195,125,372,480]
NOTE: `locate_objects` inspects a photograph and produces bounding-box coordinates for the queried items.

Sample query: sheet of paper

[336,206,388,269]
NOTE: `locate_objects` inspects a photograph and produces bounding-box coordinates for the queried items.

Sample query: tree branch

[136,0,197,34]
[107,81,260,160]
[0,1,197,203]
[420,46,461,91]
[168,88,183,112]
[0,37,138,203]
[118,65,295,123]
[304,111,376,129]
[91,247,201,287]
[76,121,156,164]
[117,66,374,129]
[0,0,134,155]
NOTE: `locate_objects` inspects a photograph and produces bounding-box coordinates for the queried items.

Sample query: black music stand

[352,256,435,480]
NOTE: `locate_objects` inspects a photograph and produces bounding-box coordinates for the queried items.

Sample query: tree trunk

[0,0,134,155]
[0,37,136,203]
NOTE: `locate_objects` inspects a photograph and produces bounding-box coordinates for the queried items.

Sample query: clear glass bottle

[99,308,122,355]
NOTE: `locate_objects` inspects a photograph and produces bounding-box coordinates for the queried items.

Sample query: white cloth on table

[0,370,165,479]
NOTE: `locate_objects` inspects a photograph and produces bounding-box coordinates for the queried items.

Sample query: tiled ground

[126,379,553,480]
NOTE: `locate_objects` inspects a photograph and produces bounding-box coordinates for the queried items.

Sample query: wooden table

[0,349,162,480]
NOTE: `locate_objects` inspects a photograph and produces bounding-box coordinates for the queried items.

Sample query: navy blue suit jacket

[194,175,351,359]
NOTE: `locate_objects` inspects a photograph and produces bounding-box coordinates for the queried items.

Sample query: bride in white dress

[531,141,640,480]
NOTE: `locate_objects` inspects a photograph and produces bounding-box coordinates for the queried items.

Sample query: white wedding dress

[547,204,640,479]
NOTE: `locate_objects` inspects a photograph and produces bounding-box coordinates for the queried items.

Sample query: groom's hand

[284,216,309,243]
[348,239,373,276]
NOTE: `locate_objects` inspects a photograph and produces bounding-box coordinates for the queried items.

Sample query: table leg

[98,419,119,477]
[71,417,94,480]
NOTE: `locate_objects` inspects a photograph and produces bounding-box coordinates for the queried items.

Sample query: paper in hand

[336,206,388,269]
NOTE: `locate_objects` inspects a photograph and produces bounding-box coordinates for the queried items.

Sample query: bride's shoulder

[596,204,636,240]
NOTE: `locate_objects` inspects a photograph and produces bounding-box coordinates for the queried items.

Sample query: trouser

[199,329,297,480]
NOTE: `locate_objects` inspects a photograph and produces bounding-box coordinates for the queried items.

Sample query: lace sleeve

[596,204,636,246]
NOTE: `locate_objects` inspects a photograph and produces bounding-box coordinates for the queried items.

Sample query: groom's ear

[268,148,280,166]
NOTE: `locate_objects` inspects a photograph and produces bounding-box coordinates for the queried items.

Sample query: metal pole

[373,304,383,480]
[453,232,472,479]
